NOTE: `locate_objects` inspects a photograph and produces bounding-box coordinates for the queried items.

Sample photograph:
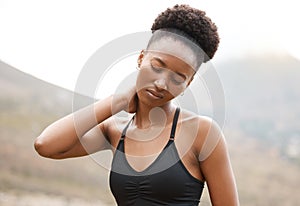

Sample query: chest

[107,120,204,181]
[110,141,204,205]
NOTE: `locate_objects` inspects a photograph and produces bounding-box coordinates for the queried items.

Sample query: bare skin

[34,47,239,205]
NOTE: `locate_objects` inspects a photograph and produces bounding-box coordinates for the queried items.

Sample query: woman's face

[136,50,195,107]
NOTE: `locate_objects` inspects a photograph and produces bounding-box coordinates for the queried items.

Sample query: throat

[127,105,177,142]
[134,105,175,129]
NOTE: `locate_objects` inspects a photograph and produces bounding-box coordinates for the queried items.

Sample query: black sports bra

[110,108,204,205]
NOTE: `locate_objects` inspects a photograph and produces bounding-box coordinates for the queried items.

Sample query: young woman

[34,4,239,206]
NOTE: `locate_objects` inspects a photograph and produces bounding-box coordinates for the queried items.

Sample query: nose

[154,78,168,90]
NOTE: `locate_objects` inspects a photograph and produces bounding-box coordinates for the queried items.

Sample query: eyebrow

[152,57,167,67]
[151,57,187,80]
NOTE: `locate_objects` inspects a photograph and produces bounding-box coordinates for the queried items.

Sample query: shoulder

[179,109,225,161]
[179,109,218,133]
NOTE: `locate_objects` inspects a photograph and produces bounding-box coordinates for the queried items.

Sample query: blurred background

[1,0,300,205]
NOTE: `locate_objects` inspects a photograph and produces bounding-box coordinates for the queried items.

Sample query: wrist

[111,94,128,113]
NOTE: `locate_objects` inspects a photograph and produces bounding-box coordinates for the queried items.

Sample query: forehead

[147,37,198,70]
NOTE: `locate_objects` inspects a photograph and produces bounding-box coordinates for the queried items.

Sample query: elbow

[34,136,53,158]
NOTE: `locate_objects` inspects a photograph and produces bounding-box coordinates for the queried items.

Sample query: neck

[134,101,176,129]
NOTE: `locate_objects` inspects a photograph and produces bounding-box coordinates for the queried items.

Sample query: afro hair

[150,4,220,63]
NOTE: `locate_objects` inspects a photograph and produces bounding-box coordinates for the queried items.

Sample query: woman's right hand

[114,86,138,114]
[124,86,138,113]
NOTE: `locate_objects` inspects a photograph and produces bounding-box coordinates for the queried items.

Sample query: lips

[146,89,164,99]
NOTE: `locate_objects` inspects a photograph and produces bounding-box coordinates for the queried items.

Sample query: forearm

[34,94,126,157]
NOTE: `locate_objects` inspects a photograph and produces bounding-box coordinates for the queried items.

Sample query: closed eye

[171,73,186,85]
[151,64,163,73]
[150,57,187,85]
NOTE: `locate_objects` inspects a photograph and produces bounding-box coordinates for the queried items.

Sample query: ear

[137,49,144,67]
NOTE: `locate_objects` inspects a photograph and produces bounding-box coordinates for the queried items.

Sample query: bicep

[199,121,239,205]
[51,123,111,159]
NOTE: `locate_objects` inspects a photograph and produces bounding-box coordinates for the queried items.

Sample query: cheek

[136,68,155,89]
[168,85,185,97]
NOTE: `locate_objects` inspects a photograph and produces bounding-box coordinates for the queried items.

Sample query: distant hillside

[0,61,115,205]
[1,56,300,206]
[216,54,300,162]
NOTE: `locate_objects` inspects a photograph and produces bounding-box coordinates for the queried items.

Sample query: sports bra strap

[170,107,180,140]
[121,116,134,139]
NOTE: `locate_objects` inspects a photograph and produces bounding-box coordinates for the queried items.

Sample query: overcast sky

[0,0,299,97]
